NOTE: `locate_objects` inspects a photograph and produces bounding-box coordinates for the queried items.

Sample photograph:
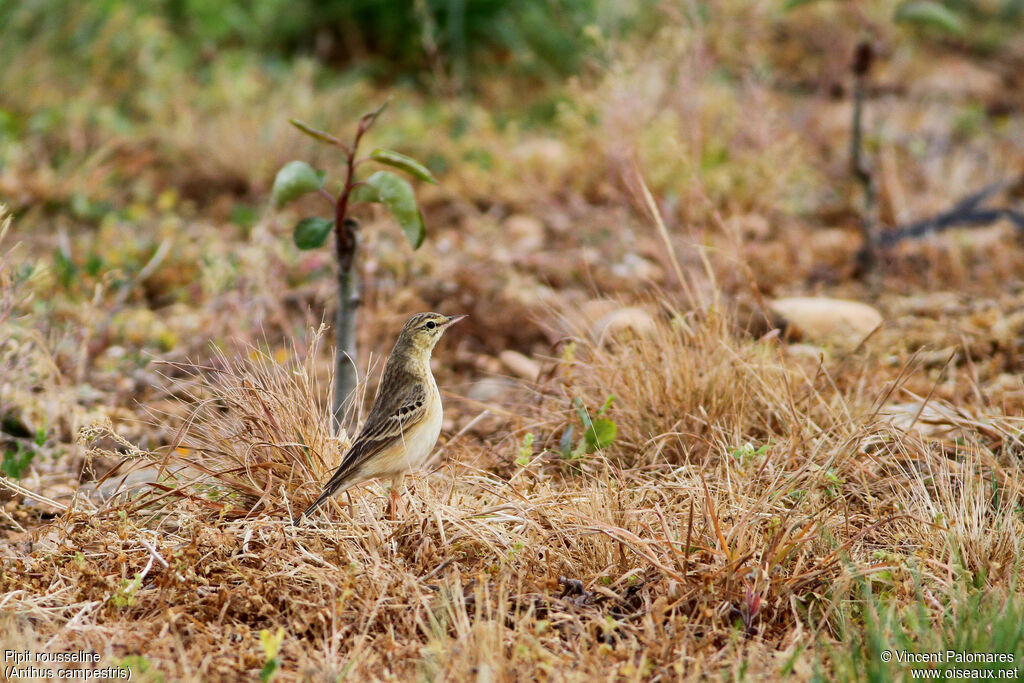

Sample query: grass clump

[82,327,347,520]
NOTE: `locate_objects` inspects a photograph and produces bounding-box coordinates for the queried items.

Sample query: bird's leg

[388,473,406,519]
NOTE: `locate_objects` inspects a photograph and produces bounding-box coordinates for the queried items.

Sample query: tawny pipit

[295,312,465,523]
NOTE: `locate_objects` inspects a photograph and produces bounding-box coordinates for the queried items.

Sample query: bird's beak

[444,314,467,328]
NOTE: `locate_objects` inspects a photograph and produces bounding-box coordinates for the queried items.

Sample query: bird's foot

[387,487,406,520]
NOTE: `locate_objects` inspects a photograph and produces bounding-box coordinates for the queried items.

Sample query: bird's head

[396,312,466,356]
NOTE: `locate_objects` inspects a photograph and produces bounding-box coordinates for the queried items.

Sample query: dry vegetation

[2,1,1024,680]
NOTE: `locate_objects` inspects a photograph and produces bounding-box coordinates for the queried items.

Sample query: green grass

[824,574,1024,682]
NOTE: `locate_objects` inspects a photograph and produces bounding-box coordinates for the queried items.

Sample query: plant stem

[851,38,876,272]
[329,102,386,433]
[333,218,359,431]
[330,134,361,433]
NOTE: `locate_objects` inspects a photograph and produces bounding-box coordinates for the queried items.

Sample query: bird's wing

[296,382,428,521]
[339,381,429,473]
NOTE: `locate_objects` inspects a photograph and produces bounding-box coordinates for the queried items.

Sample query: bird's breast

[400,382,442,471]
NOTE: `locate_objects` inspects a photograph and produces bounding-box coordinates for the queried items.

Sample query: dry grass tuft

[514,297,1024,653]
[539,303,864,467]
[82,327,348,521]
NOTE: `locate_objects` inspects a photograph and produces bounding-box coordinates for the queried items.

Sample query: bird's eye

[425,321,436,330]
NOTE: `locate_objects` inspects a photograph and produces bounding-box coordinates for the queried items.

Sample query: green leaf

[559,425,574,458]
[259,659,279,683]
[360,100,390,129]
[584,418,617,450]
[259,627,284,682]
[293,217,334,250]
[573,397,592,428]
[2,445,34,479]
[782,0,828,10]
[516,433,535,467]
[289,119,344,147]
[350,184,380,204]
[782,0,831,9]
[369,149,438,184]
[363,171,426,249]
[272,161,325,207]
[894,1,965,33]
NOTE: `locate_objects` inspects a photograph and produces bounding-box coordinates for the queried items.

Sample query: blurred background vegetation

[2,0,1023,341]
[0,0,660,217]
[0,0,653,100]
[3,2,1024,679]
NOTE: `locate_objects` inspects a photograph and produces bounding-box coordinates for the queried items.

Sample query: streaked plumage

[295,312,464,523]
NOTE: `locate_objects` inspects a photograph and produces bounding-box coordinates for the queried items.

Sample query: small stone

[808,228,858,265]
[504,214,545,252]
[591,307,658,343]
[725,213,771,240]
[911,57,1001,101]
[499,350,540,380]
[611,252,661,280]
[473,355,502,374]
[785,343,827,361]
[579,299,619,326]
[878,401,962,437]
[769,297,882,347]
[466,377,518,402]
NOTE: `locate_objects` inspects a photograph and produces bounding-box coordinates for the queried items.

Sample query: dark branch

[875,177,1024,247]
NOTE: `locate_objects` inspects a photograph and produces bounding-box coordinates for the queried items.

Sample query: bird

[294,312,465,523]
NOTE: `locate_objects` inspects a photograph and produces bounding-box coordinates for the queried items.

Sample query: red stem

[334,120,372,271]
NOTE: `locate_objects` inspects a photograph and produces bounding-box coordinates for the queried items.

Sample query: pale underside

[353,379,442,487]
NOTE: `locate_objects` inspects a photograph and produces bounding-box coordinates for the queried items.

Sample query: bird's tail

[293,471,351,524]
[294,488,334,524]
